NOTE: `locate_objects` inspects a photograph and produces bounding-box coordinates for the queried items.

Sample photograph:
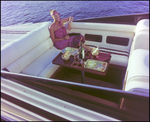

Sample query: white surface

[1,43,22,70]
[1,98,50,121]
[71,22,136,33]
[125,49,149,92]
[135,19,149,34]
[109,54,128,67]
[37,21,51,40]
[125,76,149,92]
[1,77,119,121]
[1,22,44,47]
[130,31,149,53]
[127,49,149,80]
[6,38,53,73]
[21,48,61,78]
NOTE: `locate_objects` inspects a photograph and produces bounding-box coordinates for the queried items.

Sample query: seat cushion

[125,76,149,92]
[127,49,149,80]
[1,42,22,69]
[35,21,52,41]
[21,48,61,78]
[6,38,53,73]
[130,31,149,52]
[135,19,149,34]
[38,63,60,78]
[109,54,128,67]
[125,49,149,92]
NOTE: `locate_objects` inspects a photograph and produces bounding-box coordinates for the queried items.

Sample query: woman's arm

[49,26,64,42]
[62,16,73,30]
[68,17,73,30]
[61,17,69,24]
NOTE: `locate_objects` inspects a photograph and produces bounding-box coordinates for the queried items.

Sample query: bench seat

[21,48,61,78]
[2,20,146,79]
[125,49,149,93]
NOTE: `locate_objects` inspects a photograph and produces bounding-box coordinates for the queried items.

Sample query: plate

[62,47,78,55]
[91,53,111,61]
[84,59,108,72]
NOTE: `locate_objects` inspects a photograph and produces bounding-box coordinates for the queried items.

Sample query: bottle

[79,40,85,60]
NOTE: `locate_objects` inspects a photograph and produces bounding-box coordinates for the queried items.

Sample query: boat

[1,13,149,121]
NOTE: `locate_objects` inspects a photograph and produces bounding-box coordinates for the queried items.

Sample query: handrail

[1,71,149,102]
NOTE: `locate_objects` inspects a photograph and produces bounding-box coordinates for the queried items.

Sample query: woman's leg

[82,44,93,51]
[79,36,93,51]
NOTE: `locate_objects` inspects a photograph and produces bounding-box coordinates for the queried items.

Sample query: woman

[49,10,92,51]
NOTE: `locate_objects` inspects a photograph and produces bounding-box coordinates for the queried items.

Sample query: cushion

[12,29,45,56]
[135,19,149,34]
[125,76,149,92]
[109,54,128,67]
[130,31,149,52]
[125,49,149,92]
[1,28,44,70]
[38,63,60,78]
[1,43,22,69]
[6,38,53,73]
[36,21,52,41]
[21,48,61,77]
[127,49,149,80]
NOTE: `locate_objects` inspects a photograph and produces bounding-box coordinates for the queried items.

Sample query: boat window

[85,34,102,42]
[106,36,129,46]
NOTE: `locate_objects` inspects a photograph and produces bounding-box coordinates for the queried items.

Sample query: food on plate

[62,51,71,60]
[92,47,99,56]
[87,61,97,68]
[63,47,78,55]
[84,59,107,72]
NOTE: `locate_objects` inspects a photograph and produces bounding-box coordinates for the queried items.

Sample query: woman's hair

[50,10,56,16]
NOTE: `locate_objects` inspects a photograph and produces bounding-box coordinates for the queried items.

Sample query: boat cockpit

[1,13,149,121]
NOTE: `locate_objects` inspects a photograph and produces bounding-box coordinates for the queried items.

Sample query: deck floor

[51,65,126,103]
[51,64,127,90]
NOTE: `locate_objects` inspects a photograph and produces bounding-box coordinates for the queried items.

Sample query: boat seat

[130,31,149,55]
[1,20,138,78]
[21,48,61,78]
[1,21,61,78]
[135,19,149,35]
[124,49,149,93]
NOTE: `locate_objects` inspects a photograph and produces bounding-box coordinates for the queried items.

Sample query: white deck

[1,22,44,47]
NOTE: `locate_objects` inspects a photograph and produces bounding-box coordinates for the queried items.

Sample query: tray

[62,47,78,55]
[84,59,108,72]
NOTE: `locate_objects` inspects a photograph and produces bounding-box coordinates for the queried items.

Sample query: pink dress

[54,26,85,50]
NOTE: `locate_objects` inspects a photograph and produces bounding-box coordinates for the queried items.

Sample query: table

[52,49,111,83]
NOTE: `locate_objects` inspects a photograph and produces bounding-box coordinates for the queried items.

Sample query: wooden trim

[123,71,128,91]
[120,71,128,109]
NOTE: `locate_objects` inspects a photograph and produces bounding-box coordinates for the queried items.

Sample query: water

[1,1,149,27]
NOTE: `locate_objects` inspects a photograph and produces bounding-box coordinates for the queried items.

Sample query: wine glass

[74,52,79,62]
[98,44,101,50]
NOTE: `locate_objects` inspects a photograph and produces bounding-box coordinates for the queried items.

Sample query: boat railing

[1,70,149,102]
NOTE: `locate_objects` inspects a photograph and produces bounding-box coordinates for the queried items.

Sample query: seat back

[1,21,53,71]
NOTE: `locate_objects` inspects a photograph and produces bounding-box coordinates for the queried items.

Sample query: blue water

[1,1,149,27]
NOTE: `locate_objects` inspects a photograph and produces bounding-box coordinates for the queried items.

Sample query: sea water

[1,1,149,27]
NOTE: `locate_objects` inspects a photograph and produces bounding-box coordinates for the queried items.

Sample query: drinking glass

[74,53,79,62]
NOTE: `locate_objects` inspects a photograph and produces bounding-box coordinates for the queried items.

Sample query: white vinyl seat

[125,49,149,93]
[109,54,128,67]
[21,48,61,78]
[135,19,149,35]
